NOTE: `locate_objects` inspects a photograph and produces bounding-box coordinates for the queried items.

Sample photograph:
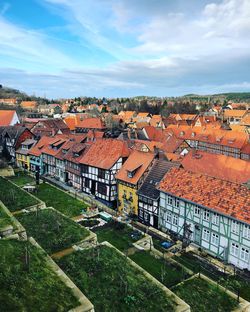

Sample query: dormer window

[62,149,67,154]
[127,171,134,178]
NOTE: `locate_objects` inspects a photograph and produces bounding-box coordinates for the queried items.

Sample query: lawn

[0,239,80,312]
[7,171,35,186]
[0,176,39,212]
[57,245,176,312]
[130,251,191,288]
[172,276,238,312]
[35,183,88,217]
[93,221,143,251]
[17,209,90,254]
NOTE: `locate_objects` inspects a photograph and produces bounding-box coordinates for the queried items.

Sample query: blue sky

[0,0,250,98]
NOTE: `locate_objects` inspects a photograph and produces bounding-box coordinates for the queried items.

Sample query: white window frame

[243,225,250,239]
[203,209,210,221]
[172,214,178,226]
[166,211,172,223]
[231,243,239,257]
[203,228,210,242]
[194,206,200,216]
[241,248,249,262]
[211,233,219,246]
[232,220,239,235]
[212,213,219,225]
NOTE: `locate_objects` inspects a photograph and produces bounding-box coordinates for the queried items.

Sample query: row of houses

[11,131,250,271]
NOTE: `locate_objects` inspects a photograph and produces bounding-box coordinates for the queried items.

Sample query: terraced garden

[172,276,238,312]
[0,176,39,212]
[0,205,15,231]
[0,239,80,312]
[57,245,177,312]
[16,209,90,254]
[7,171,35,186]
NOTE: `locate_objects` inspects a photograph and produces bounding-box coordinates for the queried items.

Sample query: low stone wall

[0,200,27,240]
[29,237,94,312]
[101,241,190,312]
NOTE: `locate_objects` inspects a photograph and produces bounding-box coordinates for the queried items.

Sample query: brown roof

[158,167,250,224]
[79,139,130,169]
[116,150,155,185]
[181,150,250,184]
[21,101,37,109]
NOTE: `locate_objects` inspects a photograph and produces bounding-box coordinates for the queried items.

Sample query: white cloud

[0,17,76,71]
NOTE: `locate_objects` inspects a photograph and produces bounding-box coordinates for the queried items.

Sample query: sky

[0,0,250,99]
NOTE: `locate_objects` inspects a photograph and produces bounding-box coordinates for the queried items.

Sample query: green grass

[0,176,39,212]
[172,276,238,312]
[0,205,15,231]
[8,171,35,186]
[17,209,90,254]
[0,239,80,312]
[174,251,250,301]
[57,245,176,312]
[130,251,191,288]
[35,183,88,217]
[94,221,142,251]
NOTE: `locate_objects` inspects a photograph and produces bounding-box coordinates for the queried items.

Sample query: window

[97,182,107,195]
[166,211,172,223]
[212,213,219,225]
[174,198,180,208]
[231,243,239,257]
[203,229,210,242]
[243,225,250,239]
[232,220,239,235]
[167,196,173,205]
[98,169,105,179]
[211,233,219,246]
[241,248,249,262]
[139,209,143,218]
[203,210,210,221]
[173,214,178,226]
[82,165,89,174]
[194,206,200,216]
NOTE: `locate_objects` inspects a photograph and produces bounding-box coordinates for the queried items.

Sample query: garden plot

[0,239,81,312]
[93,220,143,252]
[0,176,39,212]
[7,171,35,186]
[130,251,191,288]
[17,208,90,254]
[57,244,185,312]
[172,275,240,312]
[35,183,88,217]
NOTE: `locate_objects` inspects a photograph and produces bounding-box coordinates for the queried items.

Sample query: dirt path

[51,247,74,260]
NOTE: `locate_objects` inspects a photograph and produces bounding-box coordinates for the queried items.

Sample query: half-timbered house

[137,159,179,228]
[79,139,130,206]
[158,168,250,271]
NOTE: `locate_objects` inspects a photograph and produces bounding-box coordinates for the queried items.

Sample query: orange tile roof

[0,110,17,126]
[143,125,164,142]
[20,101,37,109]
[166,125,249,150]
[181,151,250,184]
[79,139,130,169]
[75,117,105,130]
[158,168,250,224]
[116,150,155,185]
[28,136,60,156]
[240,113,250,126]
[224,109,247,118]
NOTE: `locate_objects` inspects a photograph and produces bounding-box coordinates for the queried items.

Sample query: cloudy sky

[0,0,250,98]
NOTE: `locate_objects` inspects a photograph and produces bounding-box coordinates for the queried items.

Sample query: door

[91,180,96,195]
[194,224,201,245]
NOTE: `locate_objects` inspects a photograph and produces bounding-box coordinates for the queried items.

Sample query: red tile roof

[0,110,17,126]
[158,168,250,224]
[181,150,250,184]
[79,139,130,169]
[143,125,164,142]
[116,150,155,185]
